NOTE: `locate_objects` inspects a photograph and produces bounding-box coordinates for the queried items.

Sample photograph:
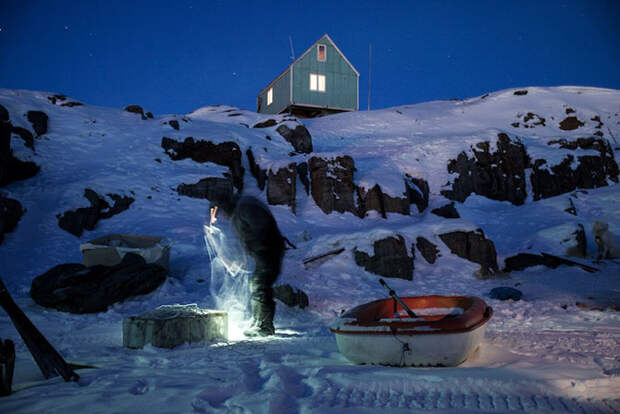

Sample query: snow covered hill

[0,86,619,413]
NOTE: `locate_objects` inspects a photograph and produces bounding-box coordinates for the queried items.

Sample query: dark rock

[267,163,296,213]
[354,235,414,280]
[559,116,584,130]
[246,148,267,191]
[489,287,522,301]
[161,137,244,191]
[356,185,384,217]
[58,189,134,237]
[1,121,39,187]
[0,122,8,157]
[0,104,8,121]
[168,120,179,130]
[406,177,429,213]
[6,157,40,184]
[101,193,135,219]
[513,90,528,96]
[565,107,575,114]
[30,253,167,314]
[521,112,546,127]
[0,196,24,244]
[530,138,618,200]
[27,111,48,136]
[273,284,309,309]
[441,133,530,205]
[124,105,146,119]
[416,236,440,264]
[356,184,410,218]
[253,119,277,128]
[431,202,460,219]
[58,206,103,237]
[11,127,34,149]
[503,253,549,272]
[591,115,603,129]
[276,124,313,154]
[60,101,83,107]
[297,162,310,195]
[145,112,153,119]
[177,177,234,201]
[47,94,67,105]
[439,229,499,275]
[308,156,356,215]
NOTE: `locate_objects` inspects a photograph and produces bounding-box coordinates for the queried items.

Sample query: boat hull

[334,323,487,366]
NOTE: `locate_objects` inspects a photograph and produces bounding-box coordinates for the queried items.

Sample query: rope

[391,329,412,367]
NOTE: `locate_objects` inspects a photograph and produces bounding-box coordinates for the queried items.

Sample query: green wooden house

[257,34,359,117]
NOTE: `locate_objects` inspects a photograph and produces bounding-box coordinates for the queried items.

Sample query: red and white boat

[330,295,493,367]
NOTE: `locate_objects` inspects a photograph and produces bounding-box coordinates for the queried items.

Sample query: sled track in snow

[308,380,620,413]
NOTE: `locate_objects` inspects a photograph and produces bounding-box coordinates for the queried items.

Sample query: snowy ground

[0,87,619,413]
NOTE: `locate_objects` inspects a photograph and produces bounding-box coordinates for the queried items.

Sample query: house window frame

[309,73,326,92]
[267,88,273,106]
[317,44,326,62]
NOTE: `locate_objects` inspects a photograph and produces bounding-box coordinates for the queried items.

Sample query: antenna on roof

[368,43,372,111]
[289,36,295,61]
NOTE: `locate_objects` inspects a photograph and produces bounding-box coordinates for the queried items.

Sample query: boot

[244,299,275,337]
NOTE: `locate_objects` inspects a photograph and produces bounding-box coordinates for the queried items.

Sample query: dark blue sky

[1,0,619,115]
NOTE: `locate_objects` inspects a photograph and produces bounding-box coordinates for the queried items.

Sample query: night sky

[1,0,619,115]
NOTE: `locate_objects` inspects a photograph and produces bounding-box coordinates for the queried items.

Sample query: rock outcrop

[58,189,134,236]
[161,137,244,191]
[0,104,8,121]
[354,235,414,280]
[1,120,40,187]
[246,148,267,191]
[10,126,34,149]
[0,196,24,244]
[406,177,429,213]
[26,110,48,136]
[124,105,152,120]
[267,163,296,213]
[30,253,166,314]
[439,229,499,277]
[357,184,410,218]
[309,156,356,215]
[431,202,460,219]
[297,162,310,195]
[530,138,618,200]
[253,119,277,128]
[441,133,530,205]
[177,177,234,202]
[415,236,440,264]
[276,124,313,154]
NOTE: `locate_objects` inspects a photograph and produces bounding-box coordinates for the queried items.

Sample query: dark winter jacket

[231,196,284,256]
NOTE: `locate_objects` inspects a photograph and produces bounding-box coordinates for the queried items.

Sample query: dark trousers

[249,244,285,329]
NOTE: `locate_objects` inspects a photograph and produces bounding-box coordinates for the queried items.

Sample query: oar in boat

[378,278,417,318]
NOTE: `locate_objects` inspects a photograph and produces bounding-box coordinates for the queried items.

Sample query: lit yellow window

[267,88,273,106]
[309,74,325,92]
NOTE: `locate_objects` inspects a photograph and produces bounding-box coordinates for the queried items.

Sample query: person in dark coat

[210,195,285,336]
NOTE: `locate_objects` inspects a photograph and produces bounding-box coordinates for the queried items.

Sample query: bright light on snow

[203,222,253,340]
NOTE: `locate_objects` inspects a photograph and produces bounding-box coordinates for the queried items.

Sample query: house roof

[258,34,359,96]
